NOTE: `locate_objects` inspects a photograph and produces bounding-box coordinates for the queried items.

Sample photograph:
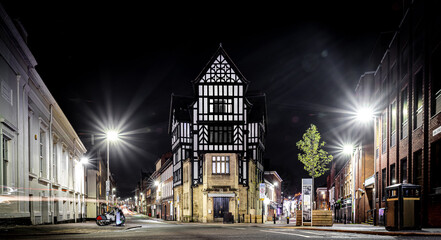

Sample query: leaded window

[212,156,230,174]
[209,126,233,144]
[209,99,232,113]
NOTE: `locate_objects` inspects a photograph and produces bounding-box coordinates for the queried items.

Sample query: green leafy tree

[296,124,333,212]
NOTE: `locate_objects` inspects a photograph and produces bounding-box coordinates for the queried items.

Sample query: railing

[367,209,375,225]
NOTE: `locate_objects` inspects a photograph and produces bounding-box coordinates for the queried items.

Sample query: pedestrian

[116,208,122,226]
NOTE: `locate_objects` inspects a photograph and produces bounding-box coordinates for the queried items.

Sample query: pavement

[260,219,441,236]
[0,220,142,237]
[2,214,441,237]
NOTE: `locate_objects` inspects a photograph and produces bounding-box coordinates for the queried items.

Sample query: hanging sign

[259,183,266,200]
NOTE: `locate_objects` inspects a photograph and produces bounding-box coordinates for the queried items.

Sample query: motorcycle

[96,208,125,226]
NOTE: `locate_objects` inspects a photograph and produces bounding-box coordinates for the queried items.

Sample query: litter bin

[385,183,421,230]
[223,212,234,224]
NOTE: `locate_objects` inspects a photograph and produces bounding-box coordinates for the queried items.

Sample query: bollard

[287,216,289,224]
[273,214,276,224]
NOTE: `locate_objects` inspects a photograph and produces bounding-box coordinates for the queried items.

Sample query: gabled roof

[192,44,249,86]
[247,92,267,129]
[168,94,194,134]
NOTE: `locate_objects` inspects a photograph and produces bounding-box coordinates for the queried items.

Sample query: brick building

[360,1,441,227]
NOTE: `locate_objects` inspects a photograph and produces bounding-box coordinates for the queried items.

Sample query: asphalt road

[6,214,440,240]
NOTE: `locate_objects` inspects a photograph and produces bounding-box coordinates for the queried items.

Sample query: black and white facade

[169,45,267,222]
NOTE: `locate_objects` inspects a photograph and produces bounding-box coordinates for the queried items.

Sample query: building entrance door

[213,197,229,218]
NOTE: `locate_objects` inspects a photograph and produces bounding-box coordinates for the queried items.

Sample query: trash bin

[223,212,233,224]
[385,183,421,230]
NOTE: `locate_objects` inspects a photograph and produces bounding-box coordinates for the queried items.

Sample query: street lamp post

[355,107,377,225]
[106,130,119,211]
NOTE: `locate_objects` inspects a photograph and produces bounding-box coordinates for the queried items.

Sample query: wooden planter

[295,210,333,226]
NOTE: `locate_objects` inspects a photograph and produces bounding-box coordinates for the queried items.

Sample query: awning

[208,193,235,197]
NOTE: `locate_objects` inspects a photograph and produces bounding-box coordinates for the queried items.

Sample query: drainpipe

[15,75,20,205]
[49,104,53,224]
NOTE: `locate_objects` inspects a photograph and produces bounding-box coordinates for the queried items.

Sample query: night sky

[2,1,403,198]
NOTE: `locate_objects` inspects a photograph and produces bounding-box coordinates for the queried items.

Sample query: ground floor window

[2,136,10,188]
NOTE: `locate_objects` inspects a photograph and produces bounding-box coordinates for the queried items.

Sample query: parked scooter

[96,207,125,226]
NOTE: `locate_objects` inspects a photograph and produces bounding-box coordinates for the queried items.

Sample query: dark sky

[2,1,403,198]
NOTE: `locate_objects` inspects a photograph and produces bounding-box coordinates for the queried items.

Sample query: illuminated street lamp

[356,107,375,123]
[343,144,354,155]
[106,130,119,211]
[80,157,89,165]
[354,106,379,225]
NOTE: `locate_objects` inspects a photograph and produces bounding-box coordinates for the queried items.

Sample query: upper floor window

[209,126,233,144]
[390,101,397,147]
[39,129,46,178]
[381,112,387,154]
[414,71,423,129]
[212,156,230,174]
[209,99,232,114]
[431,49,441,116]
[401,87,408,139]
[401,45,409,79]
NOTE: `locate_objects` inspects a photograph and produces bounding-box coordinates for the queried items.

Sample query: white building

[0,4,87,224]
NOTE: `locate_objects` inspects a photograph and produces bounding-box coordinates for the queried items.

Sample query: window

[39,129,46,178]
[401,87,408,139]
[401,158,407,183]
[209,99,232,113]
[390,101,396,147]
[414,71,423,129]
[209,126,233,144]
[2,136,9,188]
[414,150,423,186]
[382,168,387,201]
[401,45,409,79]
[212,156,230,174]
[390,164,396,185]
[432,49,441,116]
[381,112,387,154]
[413,25,423,62]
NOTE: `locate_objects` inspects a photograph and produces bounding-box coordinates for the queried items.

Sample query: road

[6,214,439,240]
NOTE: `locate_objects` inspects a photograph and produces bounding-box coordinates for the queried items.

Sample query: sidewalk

[0,220,142,238]
[264,221,441,236]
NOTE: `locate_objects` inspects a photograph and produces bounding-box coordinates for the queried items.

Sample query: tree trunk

[311,175,314,227]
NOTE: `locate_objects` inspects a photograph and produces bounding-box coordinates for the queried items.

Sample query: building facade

[169,45,267,222]
[263,171,282,220]
[360,0,441,227]
[0,4,87,225]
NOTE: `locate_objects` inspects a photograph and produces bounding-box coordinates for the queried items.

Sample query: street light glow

[356,107,374,123]
[80,157,88,165]
[343,144,354,155]
[154,181,159,186]
[107,130,119,141]
[274,182,278,187]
